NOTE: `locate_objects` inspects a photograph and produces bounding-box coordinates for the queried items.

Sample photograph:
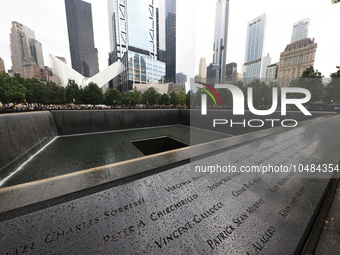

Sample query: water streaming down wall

[0,111,58,182]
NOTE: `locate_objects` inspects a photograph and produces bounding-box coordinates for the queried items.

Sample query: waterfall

[0,111,58,183]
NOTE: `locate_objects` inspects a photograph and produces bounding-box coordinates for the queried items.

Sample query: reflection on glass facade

[122,51,165,85]
[213,0,229,83]
[243,13,266,84]
[291,18,309,43]
[65,0,98,77]
[108,0,165,91]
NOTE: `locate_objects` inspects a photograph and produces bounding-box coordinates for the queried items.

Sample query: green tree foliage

[325,66,340,103]
[45,82,65,105]
[65,80,82,104]
[104,88,122,106]
[186,91,192,106]
[332,0,339,4]
[246,79,274,109]
[290,66,324,104]
[129,87,142,105]
[142,87,160,105]
[123,87,142,106]
[159,93,170,106]
[0,72,26,104]
[169,91,178,106]
[177,90,186,106]
[22,78,47,104]
[82,82,103,106]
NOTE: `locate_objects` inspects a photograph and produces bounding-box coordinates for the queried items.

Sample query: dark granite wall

[0,112,57,180]
[50,109,182,136]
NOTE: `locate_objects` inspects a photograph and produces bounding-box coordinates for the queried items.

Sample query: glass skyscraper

[108,0,165,91]
[243,13,266,84]
[65,0,98,78]
[165,0,196,84]
[212,0,229,84]
[291,18,309,43]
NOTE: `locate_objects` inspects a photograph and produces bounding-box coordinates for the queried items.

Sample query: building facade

[265,63,278,83]
[10,21,44,77]
[243,13,266,84]
[65,0,98,77]
[261,53,271,79]
[206,63,219,83]
[108,0,165,91]
[0,58,5,73]
[277,38,317,87]
[291,18,309,43]
[225,62,237,83]
[199,57,207,80]
[212,0,229,83]
[165,0,196,84]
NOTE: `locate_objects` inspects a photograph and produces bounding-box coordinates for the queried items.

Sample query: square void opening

[131,136,189,156]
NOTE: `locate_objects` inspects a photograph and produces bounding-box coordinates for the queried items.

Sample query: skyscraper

[225,62,237,83]
[0,58,6,73]
[212,0,229,83]
[291,18,309,43]
[243,13,266,84]
[199,57,207,80]
[165,0,196,84]
[108,0,165,91]
[10,21,44,77]
[64,0,98,78]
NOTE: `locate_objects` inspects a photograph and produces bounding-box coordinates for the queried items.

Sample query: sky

[0,0,339,78]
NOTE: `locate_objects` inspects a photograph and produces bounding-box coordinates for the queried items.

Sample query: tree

[289,66,324,105]
[104,88,122,106]
[169,91,178,106]
[332,0,339,4]
[325,66,340,103]
[123,87,142,106]
[82,82,103,106]
[22,78,47,105]
[159,93,170,106]
[186,91,192,107]
[0,72,26,105]
[177,90,186,106]
[46,82,65,105]
[142,87,160,106]
[65,80,81,104]
[129,87,142,105]
[246,79,274,110]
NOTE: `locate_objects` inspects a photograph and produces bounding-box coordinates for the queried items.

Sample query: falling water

[0,111,58,184]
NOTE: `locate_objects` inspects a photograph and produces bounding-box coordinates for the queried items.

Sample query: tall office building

[291,18,309,43]
[165,0,196,84]
[265,63,278,83]
[10,21,44,77]
[212,0,229,83]
[108,0,165,91]
[261,53,271,79]
[199,57,207,80]
[225,62,237,83]
[243,13,266,84]
[65,0,98,77]
[0,58,5,73]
